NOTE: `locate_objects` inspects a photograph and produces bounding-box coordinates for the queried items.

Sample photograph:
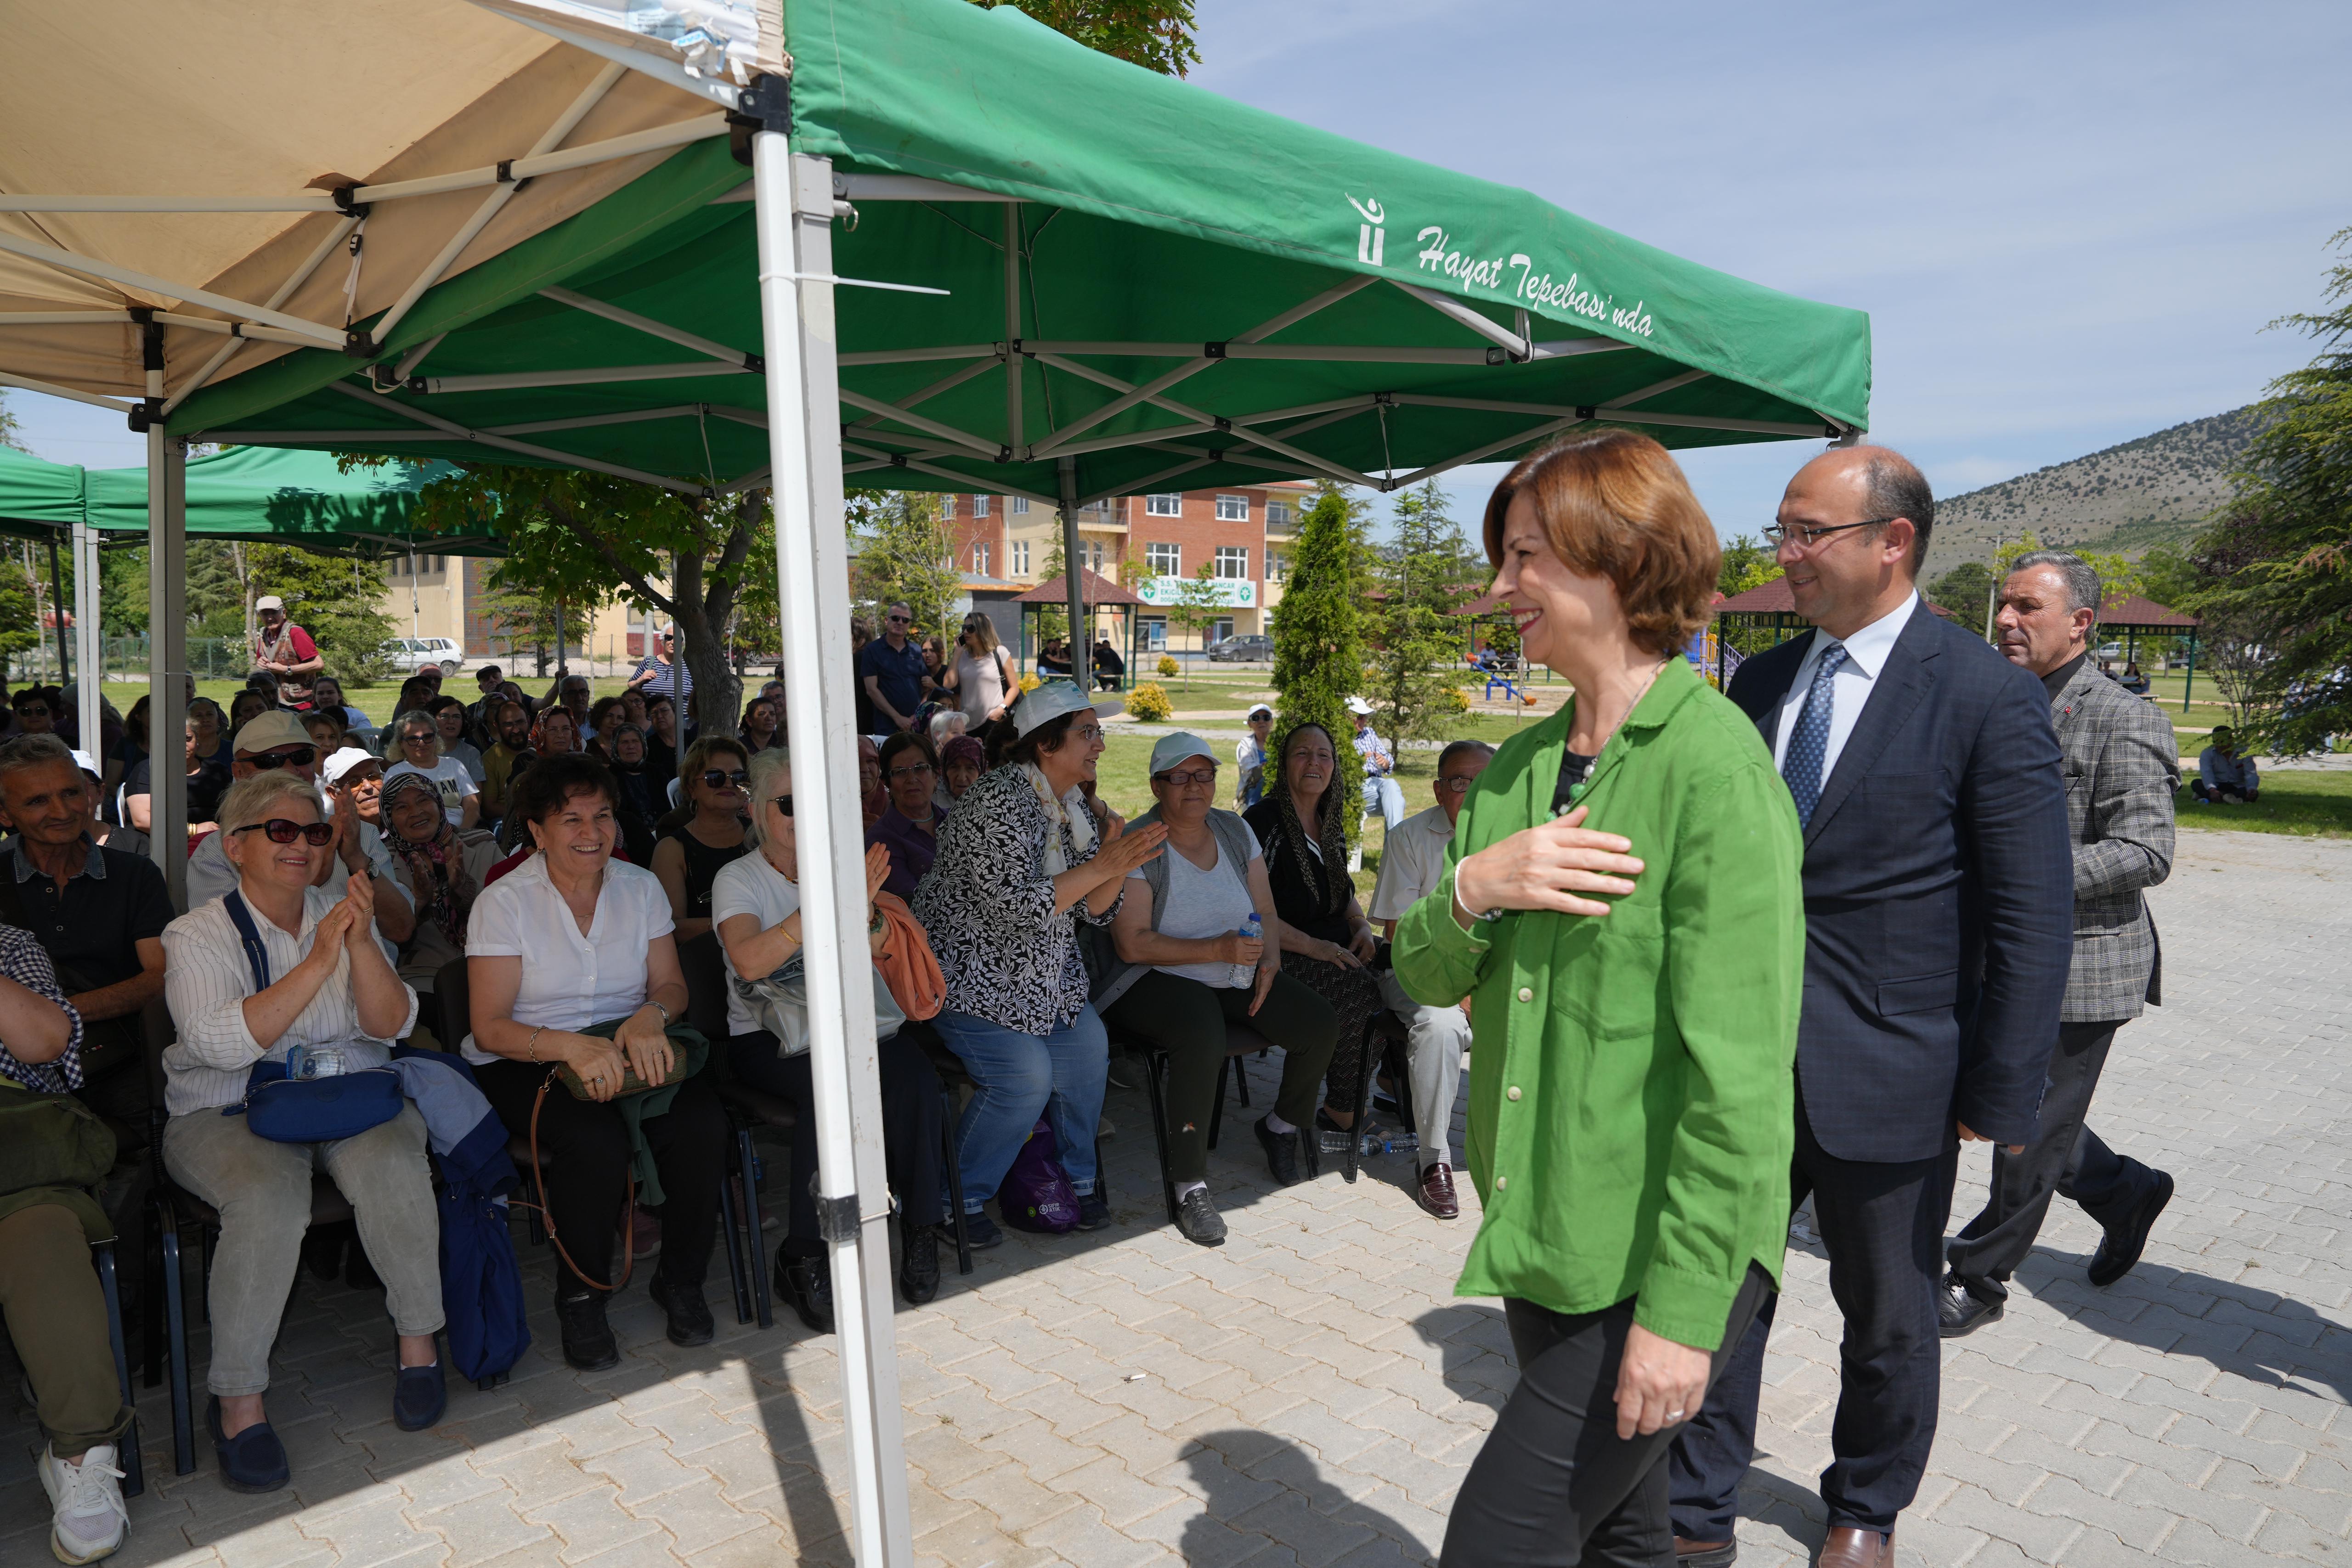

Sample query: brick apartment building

[940,478,1315,652]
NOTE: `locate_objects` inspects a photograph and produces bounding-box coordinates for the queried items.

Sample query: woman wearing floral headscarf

[1243,722,1385,1150]
[378,769,497,995]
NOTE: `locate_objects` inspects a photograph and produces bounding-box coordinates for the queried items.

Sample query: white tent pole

[753,113,913,1568]
[164,214,364,415]
[0,231,346,348]
[73,519,102,741]
[146,424,188,908]
[0,372,135,413]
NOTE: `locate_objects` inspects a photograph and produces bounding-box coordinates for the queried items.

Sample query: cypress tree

[1270,481,1368,840]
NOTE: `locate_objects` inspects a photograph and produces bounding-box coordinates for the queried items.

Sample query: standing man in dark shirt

[1940,553,2179,1334]
[0,733,176,1236]
[859,602,934,735]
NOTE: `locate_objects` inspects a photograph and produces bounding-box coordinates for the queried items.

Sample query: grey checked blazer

[2052,659,2179,1021]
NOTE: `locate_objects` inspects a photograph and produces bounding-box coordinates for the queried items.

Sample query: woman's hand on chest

[1454,804,1646,923]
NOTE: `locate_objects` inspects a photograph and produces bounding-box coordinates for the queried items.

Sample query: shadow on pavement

[2018,1252,2351,1404]
[1187,1428,1440,1565]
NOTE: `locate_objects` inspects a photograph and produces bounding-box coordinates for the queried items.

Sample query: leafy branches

[964,0,1199,77]
[1364,480,1475,741]
[1271,481,1368,838]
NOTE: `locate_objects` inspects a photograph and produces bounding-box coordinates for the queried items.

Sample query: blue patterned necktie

[1782,642,1849,828]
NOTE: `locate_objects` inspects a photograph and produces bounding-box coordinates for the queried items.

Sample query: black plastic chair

[911,1021,1105,1228]
[1111,1020,1270,1226]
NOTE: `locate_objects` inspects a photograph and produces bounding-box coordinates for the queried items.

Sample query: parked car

[1205,634,1273,663]
[380,635,465,675]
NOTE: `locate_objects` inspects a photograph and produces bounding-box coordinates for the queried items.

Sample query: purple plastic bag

[996,1118,1080,1233]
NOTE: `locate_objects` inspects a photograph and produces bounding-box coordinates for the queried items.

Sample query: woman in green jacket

[1394,429,1805,1567]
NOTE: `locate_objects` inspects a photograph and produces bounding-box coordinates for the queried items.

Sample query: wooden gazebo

[1710,578,1956,688]
[1013,568,1144,686]
[2095,594,2203,710]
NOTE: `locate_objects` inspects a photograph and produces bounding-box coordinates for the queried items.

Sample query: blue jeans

[1365,774,1407,829]
[932,1005,1107,1211]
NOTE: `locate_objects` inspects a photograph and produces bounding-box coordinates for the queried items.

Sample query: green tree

[1270,482,1367,840]
[2188,228,2352,754]
[1364,479,1474,741]
[474,577,594,677]
[854,491,961,646]
[0,389,28,453]
[1717,532,1782,597]
[1167,560,1225,688]
[965,0,1198,76]
[1926,560,1995,626]
[375,461,767,737]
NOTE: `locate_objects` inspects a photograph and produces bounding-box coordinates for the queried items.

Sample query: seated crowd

[0,649,1465,1564]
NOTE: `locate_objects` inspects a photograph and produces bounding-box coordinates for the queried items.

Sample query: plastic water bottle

[1360,1131,1418,1158]
[1232,912,1263,988]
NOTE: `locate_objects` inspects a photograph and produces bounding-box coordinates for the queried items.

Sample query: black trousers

[1946,1020,2156,1296]
[1669,1092,1958,1539]
[727,1029,946,1259]
[1443,1265,1771,1568]
[475,1060,729,1294]
[1102,967,1338,1182]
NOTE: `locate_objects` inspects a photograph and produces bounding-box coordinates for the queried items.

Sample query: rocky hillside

[1930,405,2263,561]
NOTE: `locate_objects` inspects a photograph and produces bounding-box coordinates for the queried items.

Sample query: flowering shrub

[1124,682,1174,722]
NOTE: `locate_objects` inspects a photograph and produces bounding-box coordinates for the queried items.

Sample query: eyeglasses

[770,794,794,817]
[234,818,336,846]
[1157,767,1217,787]
[700,768,750,789]
[887,761,935,779]
[245,746,318,770]
[1438,775,1478,793]
[887,614,911,624]
[1763,517,1896,550]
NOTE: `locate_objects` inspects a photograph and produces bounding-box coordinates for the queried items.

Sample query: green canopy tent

[0,443,475,725]
[2,2,1871,1555]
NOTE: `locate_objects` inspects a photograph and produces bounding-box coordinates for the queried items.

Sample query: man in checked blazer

[1938,553,2180,1337]
[1668,447,2072,1568]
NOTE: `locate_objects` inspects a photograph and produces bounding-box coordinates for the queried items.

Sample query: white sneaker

[40,1443,128,1564]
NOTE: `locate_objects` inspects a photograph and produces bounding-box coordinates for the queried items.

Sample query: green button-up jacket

[1393,655,1804,1350]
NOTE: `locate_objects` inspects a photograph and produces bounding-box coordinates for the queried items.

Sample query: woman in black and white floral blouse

[913,682,1166,1247]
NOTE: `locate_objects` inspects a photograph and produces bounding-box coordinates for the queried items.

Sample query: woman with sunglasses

[383,712,481,834]
[651,737,751,942]
[160,771,446,1491]
[865,731,945,901]
[715,747,947,1327]
[464,752,727,1366]
[943,611,1015,730]
[914,682,1168,1247]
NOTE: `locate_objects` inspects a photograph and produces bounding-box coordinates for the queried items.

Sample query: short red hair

[1482,429,1721,657]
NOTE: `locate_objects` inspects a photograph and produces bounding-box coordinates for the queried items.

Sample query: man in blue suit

[1668,446,2072,1568]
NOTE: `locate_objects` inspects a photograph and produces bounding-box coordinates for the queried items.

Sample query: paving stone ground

[5,825,2345,1568]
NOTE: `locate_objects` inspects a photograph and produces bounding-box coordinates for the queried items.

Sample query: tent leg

[751,118,914,1568]
[45,530,70,693]
[74,520,102,749]
[146,428,188,909]
[1059,457,1089,691]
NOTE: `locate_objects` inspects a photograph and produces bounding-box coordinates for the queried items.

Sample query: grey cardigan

[2051,659,2179,1022]
[1088,804,1258,1011]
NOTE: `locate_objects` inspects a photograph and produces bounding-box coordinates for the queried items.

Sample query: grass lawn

[2175,770,2352,839]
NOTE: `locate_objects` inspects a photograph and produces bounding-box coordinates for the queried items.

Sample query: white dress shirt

[1368,803,1455,925]
[1770,594,1925,782]
[159,884,416,1116]
[459,853,674,1064]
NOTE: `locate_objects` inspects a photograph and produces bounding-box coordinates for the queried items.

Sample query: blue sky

[8,0,2348,558]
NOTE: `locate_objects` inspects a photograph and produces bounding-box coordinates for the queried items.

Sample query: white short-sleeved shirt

[1369,803,1456,925]
[709,850,801,1038]
[385,757,478,828]
[460,853,674,1064]
[1127,827,1261,988]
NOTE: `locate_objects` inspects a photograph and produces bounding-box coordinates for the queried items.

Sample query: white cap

[1246,702,1274,720]
[1148,732,1215,775]
[69,748,99,777]
[254,594,285,613]
[323,746,383,784]
[1011,678,1096,739]
[1345,695,1375,715]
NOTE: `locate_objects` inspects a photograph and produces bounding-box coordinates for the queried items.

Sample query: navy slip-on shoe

[393,1361,447,1432]
[207,1399,289,1494]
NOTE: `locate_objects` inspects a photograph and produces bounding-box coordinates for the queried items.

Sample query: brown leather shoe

[1417,1162,1460,1219]
[1814,1526,1892,1567]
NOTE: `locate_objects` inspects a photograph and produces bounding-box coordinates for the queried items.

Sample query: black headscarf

[1268,722,1350,920]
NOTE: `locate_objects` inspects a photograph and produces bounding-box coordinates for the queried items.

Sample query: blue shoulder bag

[219,891,405,1143]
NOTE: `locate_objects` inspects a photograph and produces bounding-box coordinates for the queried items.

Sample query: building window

[973,543,990,575]
[1266,500,1292,528]
[1215,494,1249,522]
[1215,545,1249,580]
[1012,496,1030,514]
[1086,541,1105,572]
[1145,493,1182,517]
[939,495,959,521]
[1268,551,1289,584]
[973,495,990,517]
[1012,540,1030,575]
[1146,542,1181,575]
